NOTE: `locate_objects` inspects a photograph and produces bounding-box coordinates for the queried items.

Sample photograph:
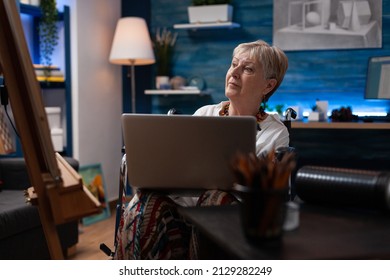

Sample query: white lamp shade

[109,17,155,65]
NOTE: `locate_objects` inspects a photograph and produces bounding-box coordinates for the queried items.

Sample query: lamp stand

[127,59,136,113]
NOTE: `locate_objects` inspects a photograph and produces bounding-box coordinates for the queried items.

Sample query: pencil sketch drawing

[273,0,382,50]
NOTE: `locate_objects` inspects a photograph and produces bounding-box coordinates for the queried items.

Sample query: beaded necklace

[219,102,266,131]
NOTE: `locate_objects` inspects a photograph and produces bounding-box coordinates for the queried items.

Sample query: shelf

[40,81,65,89]
[144,89,209,95]
[20,3,65,20]
[18,4,72,157]
[20,3,41,16]
[173,22,240,30]
[292,121,390,130]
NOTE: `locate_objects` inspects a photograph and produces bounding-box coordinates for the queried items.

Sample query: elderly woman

[114,40,289,260]
[194,40,289,156]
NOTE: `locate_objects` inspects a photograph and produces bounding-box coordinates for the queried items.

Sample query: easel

[0,0,101,259]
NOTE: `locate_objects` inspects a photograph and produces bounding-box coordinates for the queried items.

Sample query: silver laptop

[121,114,256,191]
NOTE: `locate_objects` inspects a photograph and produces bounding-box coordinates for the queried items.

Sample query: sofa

[0,157,79,259]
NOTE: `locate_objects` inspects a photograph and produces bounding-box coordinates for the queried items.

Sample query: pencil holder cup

[234,184,288,247]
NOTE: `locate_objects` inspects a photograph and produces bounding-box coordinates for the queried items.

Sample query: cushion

[0,158,30,191]
[0,190,41,239]
[0,157,79,191]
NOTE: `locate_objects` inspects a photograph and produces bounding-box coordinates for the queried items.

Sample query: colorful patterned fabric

[114,189,238,260]
[197,189,239,207]
[114,190,191,260]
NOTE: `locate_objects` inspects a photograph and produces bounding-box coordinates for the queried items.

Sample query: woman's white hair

[233,40,288,101]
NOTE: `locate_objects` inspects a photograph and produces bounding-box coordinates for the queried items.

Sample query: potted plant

[153,28,177,89]
[188,0,233,24]
[39,0,59,80]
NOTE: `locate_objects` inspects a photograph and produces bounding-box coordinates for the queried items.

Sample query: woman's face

[225,51,275,105]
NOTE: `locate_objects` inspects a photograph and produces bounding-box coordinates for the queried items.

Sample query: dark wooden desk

[179,204,390,259]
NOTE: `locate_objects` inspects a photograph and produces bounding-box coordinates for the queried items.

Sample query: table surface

[178,204,390,259]
[291,122,390,129]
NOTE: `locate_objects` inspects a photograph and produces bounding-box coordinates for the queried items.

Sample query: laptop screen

[122,114,257,191]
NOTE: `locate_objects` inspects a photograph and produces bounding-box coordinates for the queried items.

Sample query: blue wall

[149,0,390,116]
[122,0,153,113]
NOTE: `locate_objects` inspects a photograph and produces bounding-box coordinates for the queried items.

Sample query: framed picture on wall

[79,163,111,226]
[365,56,390,100]
[273,0,382,51]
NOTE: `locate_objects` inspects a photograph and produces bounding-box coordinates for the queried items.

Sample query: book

[34,64,65,82]
[33,64,61,71]
[37,76,65,82]
[35,69,64,77]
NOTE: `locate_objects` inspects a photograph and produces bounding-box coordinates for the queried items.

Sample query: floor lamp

[109,17,155,113]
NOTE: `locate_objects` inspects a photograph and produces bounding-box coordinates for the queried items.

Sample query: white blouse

[193,101,289,157]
